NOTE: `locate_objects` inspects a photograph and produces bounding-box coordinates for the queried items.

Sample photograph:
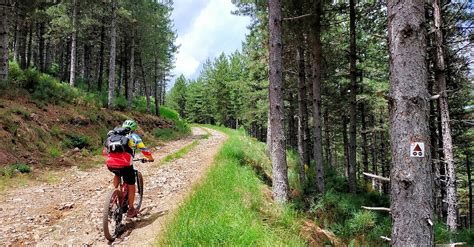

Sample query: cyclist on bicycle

[104,119,154,218]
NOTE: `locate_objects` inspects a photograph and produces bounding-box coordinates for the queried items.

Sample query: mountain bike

[102,159,147,242]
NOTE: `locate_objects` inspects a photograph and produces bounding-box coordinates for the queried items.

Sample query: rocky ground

[0,127,227,246]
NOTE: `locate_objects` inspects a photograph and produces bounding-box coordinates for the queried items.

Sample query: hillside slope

[0,64,189,189]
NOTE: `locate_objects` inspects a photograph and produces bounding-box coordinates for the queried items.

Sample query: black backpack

[105,127,133,154]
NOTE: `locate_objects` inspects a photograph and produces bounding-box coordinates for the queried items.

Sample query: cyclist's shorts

[108,165,136,185]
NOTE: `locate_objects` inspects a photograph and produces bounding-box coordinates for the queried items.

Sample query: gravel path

[0,127,227,246]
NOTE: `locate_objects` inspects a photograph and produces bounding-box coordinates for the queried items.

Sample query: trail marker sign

[410,142,425,158]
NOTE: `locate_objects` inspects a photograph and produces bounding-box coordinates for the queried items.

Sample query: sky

[169,0,251,89]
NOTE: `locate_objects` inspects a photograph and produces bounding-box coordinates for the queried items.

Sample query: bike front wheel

[102,189,123,242]
[134,171,144,211]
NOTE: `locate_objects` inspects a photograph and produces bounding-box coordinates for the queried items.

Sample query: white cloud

[171,0,250,85]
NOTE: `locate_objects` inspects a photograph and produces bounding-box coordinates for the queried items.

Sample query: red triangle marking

[414,144,422,152]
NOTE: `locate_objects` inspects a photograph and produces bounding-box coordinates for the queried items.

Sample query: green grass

[153,106,191,141]
[159,126,306,246]
[160,140,200,164]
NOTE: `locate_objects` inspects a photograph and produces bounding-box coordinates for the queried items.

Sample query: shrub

[48,63,60,76]
[11,107,31,119]
[64,133,90,149]
[153,128,177,141]
[51,125,62,137]
[114,95,128,111]
[49,147,61,158]
[0,163,31,177]
[346,211,376,235]
[14,163,31,173]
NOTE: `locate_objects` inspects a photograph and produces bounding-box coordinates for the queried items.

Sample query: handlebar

[133,158,150,163]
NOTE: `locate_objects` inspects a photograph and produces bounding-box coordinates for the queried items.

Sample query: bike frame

[115,158,145,210]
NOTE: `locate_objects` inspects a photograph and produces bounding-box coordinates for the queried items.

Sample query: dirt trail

[0,127,227,246]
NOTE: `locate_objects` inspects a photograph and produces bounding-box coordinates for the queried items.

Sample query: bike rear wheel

[102,189,124,242]
[134,171,144,211]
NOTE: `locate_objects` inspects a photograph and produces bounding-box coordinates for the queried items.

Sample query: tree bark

[433,0,457,232]
[140,55,150,113]
[467,156,472,227]
[0,3,9,81]
[154,58,160,116]
[107,0,117,108]
[127,31,135,111]
[296,43,309,186]
[268,0,289,203]
[18,7,27,70]
[26,21,32,67]
[266,109,272,156]
[387,0,434,245]
[288,92,297,149]
[69,0,77,86]
[310,0,324,194]
[324,108,332,168]
[37,22,45,72]
[348,0,358,194]
[370,114,380,191]
[342,115,349,178]
[379,117,389,194]
[98,25,105,91]
[360,101,369,183]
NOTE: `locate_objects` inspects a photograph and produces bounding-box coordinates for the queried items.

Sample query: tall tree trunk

[360,101,369,183]
[379,117,389,194]
[288,92,297,148]
[127,32,134,111]
[429,78,443,216]
[388,0,434,244]
[296,42,309,186]
[342,115,349,177]
[13,4,19,62]
[467,156,472,227]
[26,21,32,67]
[107,0,117,108]
[18,9,27,70]
[154,58,160,116]
[0,3,8,81]
[267,110,272,156]
[140,56,150,113]
[348,0,358,194]
[370,114,379,191]
[84,44,91,90]
[98,25,105,91]
[45,39,51,71]
[37,22,45,72]
[268,0,289,203]
[69,0,78,86]
[62,39,71,82]
[310,0,324,194]
[324,108,332,167]
[123,41,128,99]
[433,0,457,232]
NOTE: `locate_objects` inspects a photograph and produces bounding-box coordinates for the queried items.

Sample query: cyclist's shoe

[127,207,139,218]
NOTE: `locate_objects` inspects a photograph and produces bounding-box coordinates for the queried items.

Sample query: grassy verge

[160,140,200,164]
[158,126,306,246]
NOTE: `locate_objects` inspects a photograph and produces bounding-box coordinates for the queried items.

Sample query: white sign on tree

[410,142,425,158]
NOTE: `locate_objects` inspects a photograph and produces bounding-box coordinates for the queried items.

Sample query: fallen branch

[430,94,440,100]
[380,236,391,242]
[361,206,391,212]
[283,13,312,21]
[363,172,390,182]
[436,243,467,247]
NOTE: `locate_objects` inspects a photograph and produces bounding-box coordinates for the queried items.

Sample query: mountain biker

[104,119,154,218]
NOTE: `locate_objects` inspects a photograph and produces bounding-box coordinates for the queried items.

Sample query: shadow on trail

[109,207,168,245]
